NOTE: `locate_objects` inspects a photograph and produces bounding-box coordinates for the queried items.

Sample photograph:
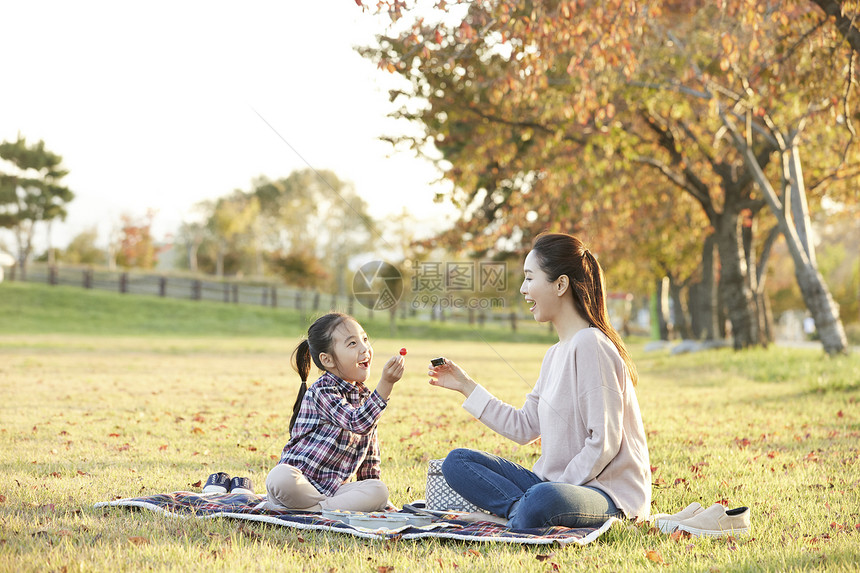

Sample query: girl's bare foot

[459,511,507,525]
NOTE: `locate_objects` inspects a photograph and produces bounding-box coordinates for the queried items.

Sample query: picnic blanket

[95,491,619,546]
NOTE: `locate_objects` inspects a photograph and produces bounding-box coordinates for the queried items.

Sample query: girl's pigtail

[289,340,311,435]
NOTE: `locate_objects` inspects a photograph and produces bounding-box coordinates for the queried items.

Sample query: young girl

[429,232,651,529]
[262,312,405,512]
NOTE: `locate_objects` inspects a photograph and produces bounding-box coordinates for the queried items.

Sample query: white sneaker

[676,503,751,537]
[654,502,704,533]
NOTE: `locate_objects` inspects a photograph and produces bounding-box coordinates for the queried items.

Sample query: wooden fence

[5,263,531,330]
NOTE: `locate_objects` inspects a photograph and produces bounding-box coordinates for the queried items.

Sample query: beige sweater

[462,327,651,520]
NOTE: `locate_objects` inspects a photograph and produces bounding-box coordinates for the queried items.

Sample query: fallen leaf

[670,529,691,541]
[190,480,202,488]
[645,549,665,564]
[535,552,556,561]
[191,427,204,435]
[237,524,262,539]
[127,536,148,545]
[0,495,5,503]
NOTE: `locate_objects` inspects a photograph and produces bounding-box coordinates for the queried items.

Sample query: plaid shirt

[279,371,388,496]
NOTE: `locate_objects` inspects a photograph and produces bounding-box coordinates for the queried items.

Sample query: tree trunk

[46,221,55,266]
[753,225,781,346]
[783,141,847,354]
[715,214,758,349]
[742,216,769,346]
[720,109,849,355]
[689,234,718,340]
[796,264,848,353]
[668,275,693,339]
[188,242,199,273]
[216,240,225,277]
[14,222,33,281]
[654,278,670,340]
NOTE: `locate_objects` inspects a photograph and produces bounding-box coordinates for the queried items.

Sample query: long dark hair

[288,312,353,433]
[531,232,639,386]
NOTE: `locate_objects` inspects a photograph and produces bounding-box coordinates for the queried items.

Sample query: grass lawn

[1,283,859,571]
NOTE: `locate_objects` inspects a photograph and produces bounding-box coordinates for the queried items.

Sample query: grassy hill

[0,282,558,343]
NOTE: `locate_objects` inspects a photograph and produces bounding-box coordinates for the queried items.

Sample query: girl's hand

[379,355,405,386]
[428,358,477,397]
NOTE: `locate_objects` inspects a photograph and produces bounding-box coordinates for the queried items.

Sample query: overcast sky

[0,1,456,255]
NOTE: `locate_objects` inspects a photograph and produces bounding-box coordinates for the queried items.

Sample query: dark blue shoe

[229,476,253,495]
[202,472,231,494]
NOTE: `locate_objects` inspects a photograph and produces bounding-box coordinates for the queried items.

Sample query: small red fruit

[399,348,407,356]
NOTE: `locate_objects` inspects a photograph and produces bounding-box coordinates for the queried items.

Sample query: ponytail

[581,250,639,387]
[288,340,311,435]
[292,338,312,382]
[532,233,639,386]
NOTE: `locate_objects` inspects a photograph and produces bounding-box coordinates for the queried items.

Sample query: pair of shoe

[654,502,750,537]
[203,472,254,495]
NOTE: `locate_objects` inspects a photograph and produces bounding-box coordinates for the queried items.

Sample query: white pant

[262,464,389,512]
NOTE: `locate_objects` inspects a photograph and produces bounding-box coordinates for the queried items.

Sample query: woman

[428,232,651,529]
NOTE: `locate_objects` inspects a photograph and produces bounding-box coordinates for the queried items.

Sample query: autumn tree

[252,169,377,295]
[176,219,209,274]
[358,0,857,353]
[210,192,260,277]
[62,226,106,265]
[0,136,74,278]
[360,1,746,343]
[114,209,158,269]
[173,169,376,291]
[655,1,858,354]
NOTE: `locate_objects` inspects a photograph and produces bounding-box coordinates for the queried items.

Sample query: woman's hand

[428,358,477,398]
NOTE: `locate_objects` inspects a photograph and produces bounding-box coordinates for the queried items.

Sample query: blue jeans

[441,448,622,529]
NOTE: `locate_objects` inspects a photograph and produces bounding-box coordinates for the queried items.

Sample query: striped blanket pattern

[95,491,618,546]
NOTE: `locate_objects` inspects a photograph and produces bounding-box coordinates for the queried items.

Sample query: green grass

[1,283,858,571]
[0,282,558,343]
